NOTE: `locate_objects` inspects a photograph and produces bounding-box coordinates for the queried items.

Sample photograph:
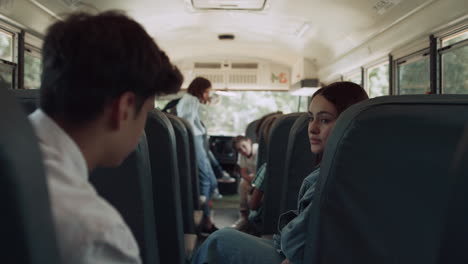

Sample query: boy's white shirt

[29,109,141,264]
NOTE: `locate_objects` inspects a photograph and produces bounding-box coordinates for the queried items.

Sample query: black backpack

[161,98,181,114]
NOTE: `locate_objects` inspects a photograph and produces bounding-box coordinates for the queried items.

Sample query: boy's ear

[109,92,136,130]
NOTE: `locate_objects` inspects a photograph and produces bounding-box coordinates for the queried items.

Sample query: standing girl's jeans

[194,135,218,217]
[208,149,224,179]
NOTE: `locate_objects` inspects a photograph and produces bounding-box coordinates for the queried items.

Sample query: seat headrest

[1,88,60,263]
[305,95,468,264]
[262,112,302,235]
[11,89,39,114]
[280,113,316,213]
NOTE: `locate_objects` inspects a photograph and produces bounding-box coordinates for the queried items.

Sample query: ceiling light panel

[191,0,267,11]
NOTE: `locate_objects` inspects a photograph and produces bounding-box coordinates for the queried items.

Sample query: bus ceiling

[0,0,466,84]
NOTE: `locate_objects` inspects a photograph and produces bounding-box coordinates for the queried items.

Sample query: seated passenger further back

[30,11,182,264]
[231,135,259,231]
[231,113,281,235]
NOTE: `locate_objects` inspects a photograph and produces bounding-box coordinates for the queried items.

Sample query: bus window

[0,29,13,62]
[0,60,15,89]
[200,91,301,136]
[345,73,362,85]
[397,53,430,95]
[441,30,468,94]
[298,96,309,112]
[24,47,42,89]
[345,72,362,86]
[366,62,389,98]
[442,29,468,47]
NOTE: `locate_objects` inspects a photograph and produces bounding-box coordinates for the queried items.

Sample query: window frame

[437,25,468,94]
[0,19,22,89]
[23,44,42,89]
[364,58,391,98]
[343,68,363,86]
[0,58,17,89]
[438,39,468,94]
[395,48,430,95]
[440,27,468,47]
[0,28,15,63]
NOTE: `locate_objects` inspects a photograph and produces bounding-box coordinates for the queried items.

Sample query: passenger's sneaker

[211,188,223,200]
[199,195,207,205]
[199,224,219,236]
[217,171,236,183]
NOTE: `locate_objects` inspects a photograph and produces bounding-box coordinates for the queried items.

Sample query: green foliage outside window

[442,44,468,94]
[346,74,362,86]
[200,91,304,136]
[24,52,42,89]
[0,32,12,62]
[367,63,389,97]
[156,91,305,136]
[398,56,430,94]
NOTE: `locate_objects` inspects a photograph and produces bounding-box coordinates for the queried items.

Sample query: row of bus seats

[4,86,468,263]
[7,89,203,264]
[245,119,260,144]
[303,95,468,263]
[249,94,468,263]
[1,87,61,264]
[246,112,316,236]
[262,113,302,235]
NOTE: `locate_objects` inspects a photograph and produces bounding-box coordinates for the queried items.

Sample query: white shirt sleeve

[79,227,141,264]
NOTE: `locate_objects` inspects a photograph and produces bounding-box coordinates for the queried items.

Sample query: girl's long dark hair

[312,81,369,166]
[187,77,211,100]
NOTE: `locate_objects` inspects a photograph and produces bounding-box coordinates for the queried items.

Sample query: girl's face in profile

[201,87,211,104]
[307,94,338,154]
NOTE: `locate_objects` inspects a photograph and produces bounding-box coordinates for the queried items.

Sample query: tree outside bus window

[345,73,362,86]
[398,56,430,95]
[0,31,13,62]
[442,44,468,94]
[367,63,389,97]
[24,52,42,89]
[199,91,301,136]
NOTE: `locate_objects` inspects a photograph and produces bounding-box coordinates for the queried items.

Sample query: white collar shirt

[29,109,141,264]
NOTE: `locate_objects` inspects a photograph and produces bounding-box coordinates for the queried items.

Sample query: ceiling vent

[218,34,235,40]
[191,0,268,11]
[195,73,225,84]
[231,62,258,69]
[177,58,290,90]
[229,74,257,84]
[194,62,222,69]
[372,0,402,15]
